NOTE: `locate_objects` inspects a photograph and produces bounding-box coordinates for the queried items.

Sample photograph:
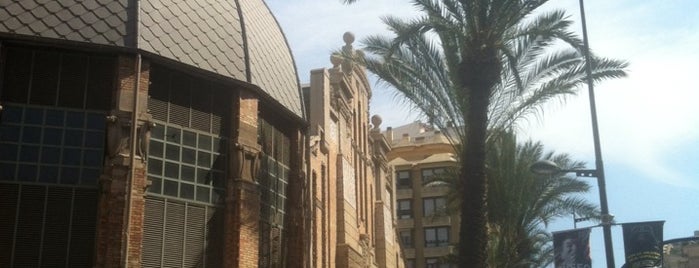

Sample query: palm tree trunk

[459,92,489,267]
[458,48,500,267]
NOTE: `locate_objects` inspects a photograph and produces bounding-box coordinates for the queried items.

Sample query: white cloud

[526,0,699,188]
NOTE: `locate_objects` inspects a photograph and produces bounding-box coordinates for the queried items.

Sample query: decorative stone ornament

[341,31,356,73]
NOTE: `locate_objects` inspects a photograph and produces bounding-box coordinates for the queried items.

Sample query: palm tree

[425,131,599,267]
[342,1,627,266]
[485,131,598,267]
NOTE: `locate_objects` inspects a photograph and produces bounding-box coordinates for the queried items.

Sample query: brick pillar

[94,55,150,268]
[224,90,261,267]
[285,129,307,267]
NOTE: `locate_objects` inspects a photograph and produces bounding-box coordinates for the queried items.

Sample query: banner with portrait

[622,221,665,268]
[553,228,592,268]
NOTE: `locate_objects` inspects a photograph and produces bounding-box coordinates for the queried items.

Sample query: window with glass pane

[396,170,411,189]
[147,122,226,203]
[423,197,447,217]
[0,47,112,186]
[405,259,415,268]
[421,167,447,183]
[399,229,413,248]
[146,66,228,204]
[397,199,412,219]
[0,105,106,185]
[424,226,450,247]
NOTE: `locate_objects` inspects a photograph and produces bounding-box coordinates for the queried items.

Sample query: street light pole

[578,0,615,267]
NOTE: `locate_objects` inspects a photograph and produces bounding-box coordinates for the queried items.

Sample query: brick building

[0,0,308,267]
[385,122,460,268]
[304,33,405,268]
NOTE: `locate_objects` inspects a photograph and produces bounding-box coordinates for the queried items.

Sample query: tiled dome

[0,0,303,119]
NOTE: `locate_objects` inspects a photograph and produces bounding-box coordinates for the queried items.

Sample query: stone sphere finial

[343,32,355,45]
[371,115,382,130]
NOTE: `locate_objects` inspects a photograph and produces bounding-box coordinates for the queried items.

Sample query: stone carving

[359,233,373,267]
[106,110,155,163]
[234,143,261,182]
[105,112,128,158]
[370,115,382,132]
[138,116,156,162]
[341,32,355,73]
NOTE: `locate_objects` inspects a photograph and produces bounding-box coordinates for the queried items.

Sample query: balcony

[422,215,451,227]
[397,218,415,228]
[423,245,454,257]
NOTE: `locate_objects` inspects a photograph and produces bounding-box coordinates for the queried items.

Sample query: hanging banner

[622,220,665,268]
[553,228,592,268]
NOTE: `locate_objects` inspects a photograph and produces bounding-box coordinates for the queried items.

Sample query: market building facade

[0,0,307,267]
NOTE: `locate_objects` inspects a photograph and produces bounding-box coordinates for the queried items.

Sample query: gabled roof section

[1,0,304,120]
[239,0,303,118]
[0,0,128,46]
[139,0,247,79]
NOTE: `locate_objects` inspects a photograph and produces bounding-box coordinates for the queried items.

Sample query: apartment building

[385,122,459,268]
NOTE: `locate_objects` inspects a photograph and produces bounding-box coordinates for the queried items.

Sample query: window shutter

[0,184,96,267]
[41,187,73,268]
[184,205,206,267]
[13,185,45,267]
[68,189,98,267]
[163,201,186,267]
[143,198,165,268]
[0,183,19,267]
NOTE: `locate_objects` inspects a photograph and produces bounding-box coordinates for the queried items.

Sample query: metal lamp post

[576,0,616,266]
[531,1,616,267]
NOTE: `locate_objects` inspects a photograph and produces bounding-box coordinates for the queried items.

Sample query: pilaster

[94,55,151,267]
[224,90,262,267]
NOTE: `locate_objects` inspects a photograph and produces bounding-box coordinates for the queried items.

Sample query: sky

[266,0,699,266]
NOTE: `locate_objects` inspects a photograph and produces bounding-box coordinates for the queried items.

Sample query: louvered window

[258,118,290,268]
[0,45,110,267]
[1,47,113,109]
[144,65,228,267]
[142,197,223,268]
[0,181,98,267]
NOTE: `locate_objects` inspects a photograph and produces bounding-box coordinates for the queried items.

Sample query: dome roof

[0,0,304,119]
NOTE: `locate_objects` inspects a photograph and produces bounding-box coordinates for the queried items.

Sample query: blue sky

[266,0,699,266]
